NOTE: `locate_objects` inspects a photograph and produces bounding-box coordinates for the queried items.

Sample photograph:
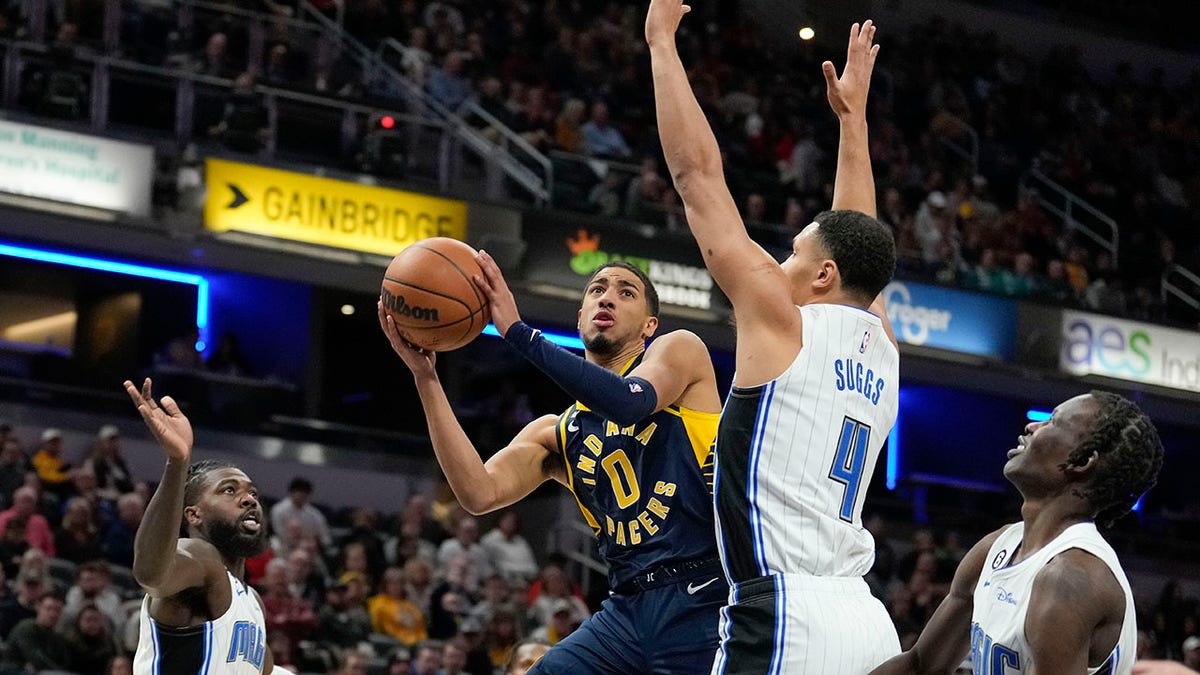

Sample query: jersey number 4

[828,416,871,522]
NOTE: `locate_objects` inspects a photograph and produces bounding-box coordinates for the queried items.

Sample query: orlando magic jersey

[558,355,721,589]
[134,570,267,674]
[970,522,1136,675]
[714,304,898,583]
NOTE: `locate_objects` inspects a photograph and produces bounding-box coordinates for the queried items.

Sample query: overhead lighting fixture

[0,241,210,351]
[798,26,815,41]
[341,304,356,316]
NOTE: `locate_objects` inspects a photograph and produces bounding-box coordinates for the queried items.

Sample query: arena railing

[294,1,552,205]
[1020,167,1120,264]
[1161,263,1200,313]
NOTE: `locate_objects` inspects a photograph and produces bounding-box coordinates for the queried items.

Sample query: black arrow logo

[227,183,250,209]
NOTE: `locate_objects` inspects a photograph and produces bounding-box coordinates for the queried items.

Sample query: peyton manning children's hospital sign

[0,120,153,216]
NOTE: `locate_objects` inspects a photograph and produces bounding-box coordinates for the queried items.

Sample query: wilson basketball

[381,238,490,352]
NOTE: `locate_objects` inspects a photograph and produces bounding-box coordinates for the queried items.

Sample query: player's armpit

[1025,551,1122,675]
[870,526,1008,675]
[869,293,898,348]
[468,415,561,515]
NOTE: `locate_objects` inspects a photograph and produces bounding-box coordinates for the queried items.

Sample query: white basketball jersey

[970,522,1136,675]
[714,303,899,582]
[134,570,267,675]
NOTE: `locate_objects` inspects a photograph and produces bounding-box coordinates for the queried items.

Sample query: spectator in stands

[401,492,446,544]
[209,72,270,154]
[195,31,237,79]
[581,102,631,158]
[1042,259,1076,304]
[262,42,298,89]
[368,565,427,647]
[403,555,435,618]
[31,428,71,498]
[411,639,443,675]
[484,605,522,670]
[316,575,373,651]
[285,547,326,605]
[554,98,588,154]
[205,331,252,376]
[387,647,413,675]
[102,492,144,568]
[0,516,30,580]
[0,486,55,556]
[64,603,118,675]
[339,507,388,581]
[402,27,434,85]
[1186,636,1200,670]
[87,425,134,500]
[441,636,471,675]
[527,562,588,628]
[107,654,134,675]
[386,517,438,568]
[259,558,317,644]
[529,598,580,647]
[916,191,952,265]
[270,476,332,549]
[481,511,538,582]
[437,515,492,592]
[336,651,370,675]
[0,573,44,638]
[61,560,125,635]
[427,51,472,110]
[55,496,102,564]
[4,592,72,671]
[505,638,550,674]
[428,555,476,639]
[0,437,29,506]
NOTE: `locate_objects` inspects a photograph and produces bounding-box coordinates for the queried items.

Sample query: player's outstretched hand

[124,378,192,464]
[645,0,691,47]
[378,300,437,378]
[472,250,522,336]
[1133,661,1200,675]
[823,19,880,121]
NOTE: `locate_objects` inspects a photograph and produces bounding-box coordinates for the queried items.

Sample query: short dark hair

[812,210,896,302]
[506,638,553,672]
[1064,391,1163,527]
[288,476,313,493]
[587,261,659,318]
[184,459,239,513]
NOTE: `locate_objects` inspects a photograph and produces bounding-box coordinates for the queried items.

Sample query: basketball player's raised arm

[124,379,222,597]
[474,251,712,423]
[646,0,793,322]
[823,20,898,348]
[1024,551,1123,675]
[870,528,1005,674]
[379,306,563,515]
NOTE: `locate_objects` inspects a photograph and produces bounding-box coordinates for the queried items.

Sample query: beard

[582,331,622,357]
[203,517,268,560]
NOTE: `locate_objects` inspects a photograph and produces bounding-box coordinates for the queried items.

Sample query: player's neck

[586,342,645,373]
[802,290,872,311]
[1017,497,1093,560]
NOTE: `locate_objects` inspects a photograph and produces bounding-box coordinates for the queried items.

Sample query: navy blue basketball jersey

[557,356,720,589]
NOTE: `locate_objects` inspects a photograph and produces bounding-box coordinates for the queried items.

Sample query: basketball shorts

[710,574,900,675]
[529,561,727,675]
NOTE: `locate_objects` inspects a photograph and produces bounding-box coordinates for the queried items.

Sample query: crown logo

[566,228,601,255]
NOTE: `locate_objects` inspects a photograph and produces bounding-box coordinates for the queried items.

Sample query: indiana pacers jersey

[970,522,1136,675]
[557,355,721,589]
[134,570,267,674]
[714,303,898,583]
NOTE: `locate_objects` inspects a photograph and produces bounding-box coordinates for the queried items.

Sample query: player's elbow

[458,491,499,517]
[132,564,165,592]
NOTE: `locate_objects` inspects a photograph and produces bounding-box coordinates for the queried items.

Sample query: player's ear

[184,504,201,527]
[642,316,659,339]
[1066,450,1100,476]
[813,259,838,291]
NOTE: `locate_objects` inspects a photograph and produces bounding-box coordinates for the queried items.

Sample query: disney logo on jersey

[883,282,951,346]
[994,586,1018,606]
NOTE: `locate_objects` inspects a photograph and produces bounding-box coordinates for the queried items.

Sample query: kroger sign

[882,281,1016,359]
[1060,310,1200,393]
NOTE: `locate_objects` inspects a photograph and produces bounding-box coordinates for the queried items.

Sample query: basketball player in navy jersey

[125,378,287,674]
[871,392,1162,675]
[649,2,901,672]
[378,257,727,674]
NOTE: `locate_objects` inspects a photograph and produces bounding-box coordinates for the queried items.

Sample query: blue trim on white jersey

[150,618,161,675]
[714,394,734,586]
[200,621,212,675]
[748,381,776,576]
[768,576,786,675]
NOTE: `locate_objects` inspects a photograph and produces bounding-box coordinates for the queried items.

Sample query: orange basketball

[381,238,490,351]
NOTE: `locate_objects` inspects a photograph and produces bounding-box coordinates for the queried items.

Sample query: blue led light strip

[482,324,585,350]
[0,242,210,349]
[1026,409,1052,422]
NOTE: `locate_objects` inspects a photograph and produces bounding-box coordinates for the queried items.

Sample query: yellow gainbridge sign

[204,159,467,256]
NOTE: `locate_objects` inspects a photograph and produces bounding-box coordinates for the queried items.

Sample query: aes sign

[1060,310,1200,392]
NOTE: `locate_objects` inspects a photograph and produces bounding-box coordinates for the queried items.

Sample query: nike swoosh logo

[687,577,720,595]
[567,420,579,432]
